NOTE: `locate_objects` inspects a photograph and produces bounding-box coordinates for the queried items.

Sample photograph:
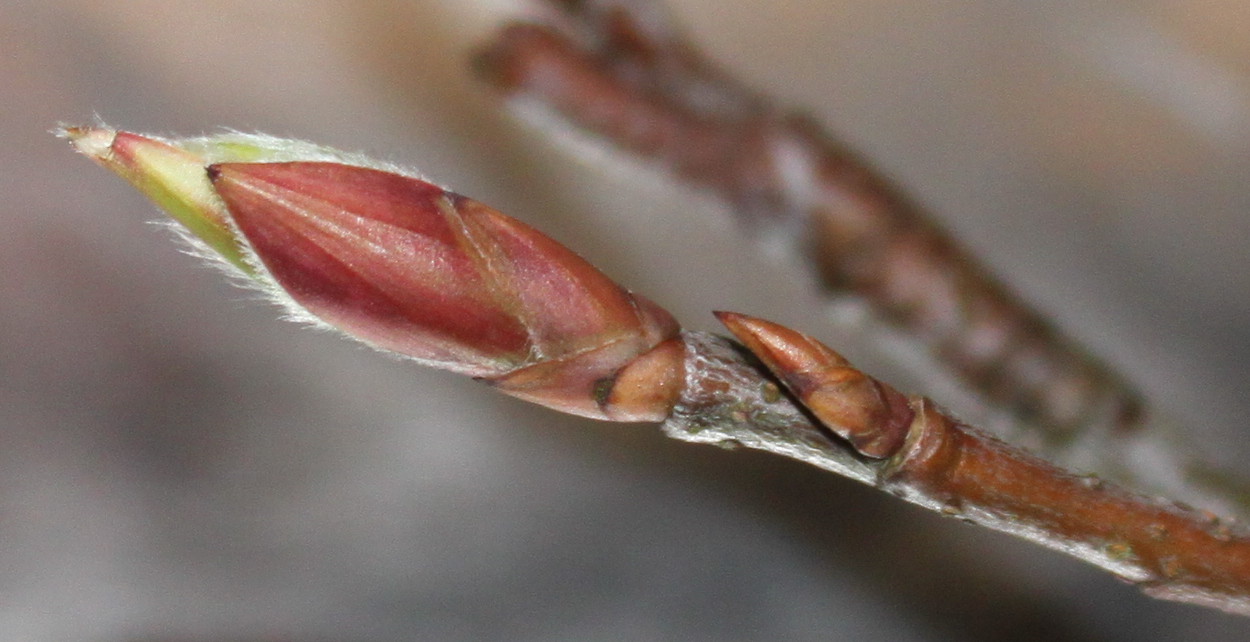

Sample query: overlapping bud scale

[65,127,683,421]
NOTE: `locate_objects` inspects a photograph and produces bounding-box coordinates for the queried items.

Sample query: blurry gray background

[4,0,1250,640]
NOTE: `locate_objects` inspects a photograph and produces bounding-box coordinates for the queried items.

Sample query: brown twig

[473,0,1142,452]
[672,319,1250,617]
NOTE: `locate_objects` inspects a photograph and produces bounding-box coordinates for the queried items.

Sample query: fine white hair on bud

[64,125,686,422]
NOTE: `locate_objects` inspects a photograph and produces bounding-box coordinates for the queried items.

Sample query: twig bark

[670,326,1250,617]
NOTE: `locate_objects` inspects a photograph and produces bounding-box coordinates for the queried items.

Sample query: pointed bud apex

[63,126,685,421]
[59,126,249,271]
[715,311,912,457]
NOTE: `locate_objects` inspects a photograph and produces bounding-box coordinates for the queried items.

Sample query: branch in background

[471,0,1250,516]
[63,127,1250,615]
[472,1,1142,455]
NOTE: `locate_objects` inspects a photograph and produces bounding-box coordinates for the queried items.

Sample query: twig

[671,318,1250,617]
[63,126,1250,616]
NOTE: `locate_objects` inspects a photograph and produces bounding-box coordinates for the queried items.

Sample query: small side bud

[715,311,912,457]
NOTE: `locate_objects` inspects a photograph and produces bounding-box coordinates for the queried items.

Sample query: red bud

[66,127,687,422]
[209,161,682,420]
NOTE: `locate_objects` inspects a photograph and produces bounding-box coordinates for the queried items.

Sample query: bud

[715,311,913,457]
[63,126,684,421]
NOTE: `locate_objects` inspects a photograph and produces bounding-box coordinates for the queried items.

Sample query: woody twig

[62,126,1250,616]
[681,313,1250,617]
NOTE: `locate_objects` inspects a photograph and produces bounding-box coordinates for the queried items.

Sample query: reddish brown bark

[711,313,1250,616]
